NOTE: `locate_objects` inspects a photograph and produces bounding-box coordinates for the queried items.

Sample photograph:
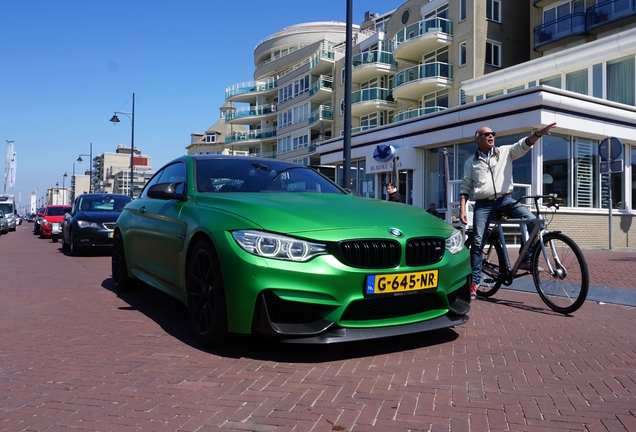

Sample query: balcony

[225,105,277,125]
[225,78,277,103]
[309,49,336,75]
[225,128,276,145]
[351,88,396,117]
[390,18,452,62]
[392,63,452,101]
[308,105,333,126]
[587,0,636,33]
[351,51,397,83]
[308,76,333,104]
[533,13,587,51]
[391,106,446,124]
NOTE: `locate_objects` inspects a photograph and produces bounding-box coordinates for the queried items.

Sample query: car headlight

[42,219,51,226]
[77,220,102,229]
[445,229,464,255]
[232,230,327,262]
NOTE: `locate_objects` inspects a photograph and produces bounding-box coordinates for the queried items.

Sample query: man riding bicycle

[458,122,557,299]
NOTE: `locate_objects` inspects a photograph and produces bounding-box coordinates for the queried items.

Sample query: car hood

[194,193,452,240]
[42,215,65,222]
[73,211,121,223]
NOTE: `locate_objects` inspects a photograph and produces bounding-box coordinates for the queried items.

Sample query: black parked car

[61,193,132,255]
[32,207,45,235]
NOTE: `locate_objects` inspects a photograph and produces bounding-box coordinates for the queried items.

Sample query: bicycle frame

[487,208,563,285]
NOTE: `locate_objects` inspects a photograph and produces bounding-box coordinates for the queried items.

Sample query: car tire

[69,234,81,256]
[186,238,231,346]
[61,231,70,250]
[112,230,134,292]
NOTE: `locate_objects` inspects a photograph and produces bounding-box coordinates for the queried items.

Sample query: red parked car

[40,205,71,242]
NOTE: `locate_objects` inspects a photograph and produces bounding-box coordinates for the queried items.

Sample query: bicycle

[466,194,589,314]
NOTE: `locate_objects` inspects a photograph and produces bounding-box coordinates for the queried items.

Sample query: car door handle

[139,206,146,214]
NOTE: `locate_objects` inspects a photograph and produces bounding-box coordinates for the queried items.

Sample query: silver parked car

[0,213,8,235]
[4,212,17,232]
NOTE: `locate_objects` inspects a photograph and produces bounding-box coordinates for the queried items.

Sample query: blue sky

[1,0,397,208]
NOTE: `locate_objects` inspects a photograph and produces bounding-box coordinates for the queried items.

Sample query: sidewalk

[504,247,636,307]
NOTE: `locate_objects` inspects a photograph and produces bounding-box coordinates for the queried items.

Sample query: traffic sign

[599,137,623,161]
[600,159,624,174]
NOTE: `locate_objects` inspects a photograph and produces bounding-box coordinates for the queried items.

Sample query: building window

[340,99,345,116]
[205,134,216,143]
[460,0,466,21]
[566,69,588,95]
[540,75,562,88]
[459,42,467,66]
[607,55,635,106]
[485,40,501,67]
[486,0,501,22]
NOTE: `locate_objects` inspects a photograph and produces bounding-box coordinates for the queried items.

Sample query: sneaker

[470,284,478,300]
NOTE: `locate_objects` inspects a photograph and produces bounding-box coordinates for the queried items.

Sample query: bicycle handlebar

[513,194,559,213]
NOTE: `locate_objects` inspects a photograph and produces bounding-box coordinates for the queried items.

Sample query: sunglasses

[479,132,496,137]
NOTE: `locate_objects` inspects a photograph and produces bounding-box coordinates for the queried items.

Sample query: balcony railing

[391,106,447,123]
[225,78,277,100]
[389,18,452,51]
[352,50,396,68]
[225,105,277,121]
[308,76,333,96]
[587,0,636,30]
[533,13,586,49]
[393,62,452,88]
[351,87,393,104]
[533,1,636,50]
[225,128,277,144]
[308,105,333,125]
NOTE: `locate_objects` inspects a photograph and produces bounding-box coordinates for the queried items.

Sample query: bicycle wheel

[467,232,505,297]
[532,232,589,314]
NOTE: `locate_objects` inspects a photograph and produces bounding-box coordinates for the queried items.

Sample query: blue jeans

[471,195,536,285]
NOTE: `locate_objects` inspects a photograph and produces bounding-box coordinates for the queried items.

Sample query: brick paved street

[1,224,634,431]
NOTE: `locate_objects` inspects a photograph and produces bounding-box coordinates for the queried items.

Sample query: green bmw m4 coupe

[112,155,471,346]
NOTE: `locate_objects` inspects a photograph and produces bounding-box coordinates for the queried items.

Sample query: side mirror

[147,182,186,201]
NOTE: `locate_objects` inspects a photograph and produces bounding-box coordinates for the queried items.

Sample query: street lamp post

[55,182,59,205]
[110,93,135,198]
[77,142,93,193]
[62,173,68,205]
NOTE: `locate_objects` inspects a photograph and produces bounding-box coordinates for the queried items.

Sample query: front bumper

[72,229,115,249]
[252,277,471,344]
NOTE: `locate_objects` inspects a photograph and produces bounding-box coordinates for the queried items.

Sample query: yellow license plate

[365,270,439,295]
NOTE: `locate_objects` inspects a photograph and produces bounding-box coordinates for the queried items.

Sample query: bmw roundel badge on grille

[389,228,403,238]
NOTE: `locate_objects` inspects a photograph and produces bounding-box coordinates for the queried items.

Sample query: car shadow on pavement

[103,277,461,362]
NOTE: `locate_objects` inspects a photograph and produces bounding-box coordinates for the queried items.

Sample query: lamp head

[77,156,83,163]
[110,114,120,124]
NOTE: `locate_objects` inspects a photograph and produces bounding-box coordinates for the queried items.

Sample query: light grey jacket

[459,137,532,201]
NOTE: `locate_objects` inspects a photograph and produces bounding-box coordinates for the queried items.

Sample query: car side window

[139,169,164,198]
[157,162,186,195]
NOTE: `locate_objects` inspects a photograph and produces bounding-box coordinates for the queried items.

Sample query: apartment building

[90,145,154,197]
[221,21,363,166]
[187,102,249,156]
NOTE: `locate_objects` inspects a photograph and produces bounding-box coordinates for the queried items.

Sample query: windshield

[45,207,69,216]
[78,196,131,212]
[196,159,343,194]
